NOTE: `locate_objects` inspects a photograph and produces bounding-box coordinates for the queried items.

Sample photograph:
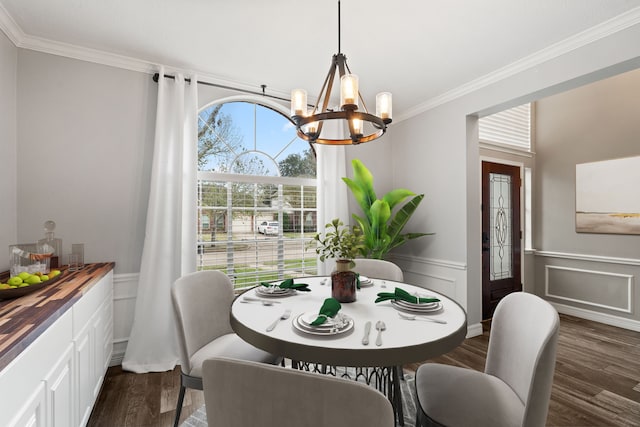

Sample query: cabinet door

[9,383,46,427]
[75,326,94,427]
[45,344,75,427]
[92,307,105,400]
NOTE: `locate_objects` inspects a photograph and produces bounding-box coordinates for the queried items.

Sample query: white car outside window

[258,221,279,235]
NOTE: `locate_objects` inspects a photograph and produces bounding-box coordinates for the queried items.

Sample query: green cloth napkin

[310,298,342,326]
[261,278,310,292]
[375,287,440,304]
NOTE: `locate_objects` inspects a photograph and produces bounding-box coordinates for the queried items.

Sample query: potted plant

[342,159,432,259]
[310,219,365,302]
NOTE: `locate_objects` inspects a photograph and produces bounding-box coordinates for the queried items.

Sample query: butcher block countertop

[0,262,115,371]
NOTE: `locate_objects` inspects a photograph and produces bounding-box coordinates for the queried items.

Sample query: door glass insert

[489,172,513,280]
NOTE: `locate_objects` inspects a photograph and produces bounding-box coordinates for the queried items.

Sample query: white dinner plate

[299,311,349,328]
[393,299,440,310]
[293,312,354,336]
[391,300,443,314]
[255,286,296,298]
[358,276,374,287]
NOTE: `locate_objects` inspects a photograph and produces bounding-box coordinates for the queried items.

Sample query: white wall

[0,30,17,272]
[16,50,156,274]
[533,69,640,331]
[389,23,640,332]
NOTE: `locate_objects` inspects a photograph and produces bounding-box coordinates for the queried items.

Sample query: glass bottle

[37,220,62,268]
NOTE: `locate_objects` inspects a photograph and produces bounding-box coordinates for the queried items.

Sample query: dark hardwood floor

[88,314,640,426]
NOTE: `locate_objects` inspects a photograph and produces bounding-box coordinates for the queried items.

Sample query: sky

[198,101,309,174]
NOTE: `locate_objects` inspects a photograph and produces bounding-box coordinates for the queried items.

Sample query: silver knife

[362,321,372,345]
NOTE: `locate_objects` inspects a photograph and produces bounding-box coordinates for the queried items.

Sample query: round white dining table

[230,276,467,368]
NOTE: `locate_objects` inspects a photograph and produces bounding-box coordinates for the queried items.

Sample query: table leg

[392,365,405,426]
[289,363,405,425]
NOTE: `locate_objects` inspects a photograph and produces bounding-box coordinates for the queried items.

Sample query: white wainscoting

[391,254,482,338]
[535,250,639,332]
[111,273,139,366]
[545,265,633,313]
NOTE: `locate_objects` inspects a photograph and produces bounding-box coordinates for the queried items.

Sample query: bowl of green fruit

[0,269,63,300]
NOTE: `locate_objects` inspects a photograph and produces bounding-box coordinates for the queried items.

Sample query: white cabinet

[0,269,113,427]
[73,270,113,427]
[45,345,74,427]
[9,383,46,427]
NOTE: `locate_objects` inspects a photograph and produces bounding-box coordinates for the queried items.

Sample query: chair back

[203,357,395,427]
[485,292,560,427]
[171,270,235,374]
[352,258,404,282]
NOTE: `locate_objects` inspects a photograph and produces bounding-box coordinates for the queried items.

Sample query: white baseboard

[466,322,483,338]
[110,351,125,367]
[551,302,640,332]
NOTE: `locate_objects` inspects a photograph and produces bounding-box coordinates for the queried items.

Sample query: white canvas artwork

[575,156,640,235]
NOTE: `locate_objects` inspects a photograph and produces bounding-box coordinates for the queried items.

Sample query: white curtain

[122,68,198,373]
[316,137,350,275]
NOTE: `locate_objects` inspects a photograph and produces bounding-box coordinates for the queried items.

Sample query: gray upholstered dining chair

[352,258,404,281]
[202,357,395,427]
[414,292,560,427]
[170,270,281,427]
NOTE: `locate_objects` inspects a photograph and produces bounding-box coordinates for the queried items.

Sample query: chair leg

[415,403,424,427]
[414,382,425,427]
[173,385,186,427]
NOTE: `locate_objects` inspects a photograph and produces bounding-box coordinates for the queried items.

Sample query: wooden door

[482,161,522,320]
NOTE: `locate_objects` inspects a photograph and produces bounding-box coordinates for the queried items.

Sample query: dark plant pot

[331,259,357,303]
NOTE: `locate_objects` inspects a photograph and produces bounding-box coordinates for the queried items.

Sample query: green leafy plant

[342,159,432,259]
[309,219,365,262]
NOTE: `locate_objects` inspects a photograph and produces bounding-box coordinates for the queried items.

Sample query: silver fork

[266,309,292,331]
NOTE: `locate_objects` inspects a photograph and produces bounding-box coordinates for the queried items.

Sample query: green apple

[18,271,31,281]
[0,283,11,290]
[8,276,23,286]
[18,282,30,287]
[49,270,61,278]
[25,275,42,285]
[40,275,50,281]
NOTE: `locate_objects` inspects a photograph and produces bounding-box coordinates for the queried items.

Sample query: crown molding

[0,1,23,45]
[0,3,291,100]
[22,34,159,74]
[395,6,640,123]
[3,4,640,118]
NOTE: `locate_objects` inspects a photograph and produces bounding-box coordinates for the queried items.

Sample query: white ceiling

[2,0,640,119]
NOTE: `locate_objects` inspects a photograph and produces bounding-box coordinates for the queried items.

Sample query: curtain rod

[152,73,291,103]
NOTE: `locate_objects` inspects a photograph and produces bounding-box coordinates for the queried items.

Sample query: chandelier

[290,1,392,145]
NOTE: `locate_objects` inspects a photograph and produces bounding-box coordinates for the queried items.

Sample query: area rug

[181,372,417,427]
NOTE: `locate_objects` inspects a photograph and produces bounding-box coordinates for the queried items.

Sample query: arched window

[196,99,317,289]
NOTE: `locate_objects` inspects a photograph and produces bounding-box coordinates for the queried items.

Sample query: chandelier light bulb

[376,92,392,120]
[352,118,363,135]
[340,74,359,108]
[306,109,319,134]
[291,89,307,116]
